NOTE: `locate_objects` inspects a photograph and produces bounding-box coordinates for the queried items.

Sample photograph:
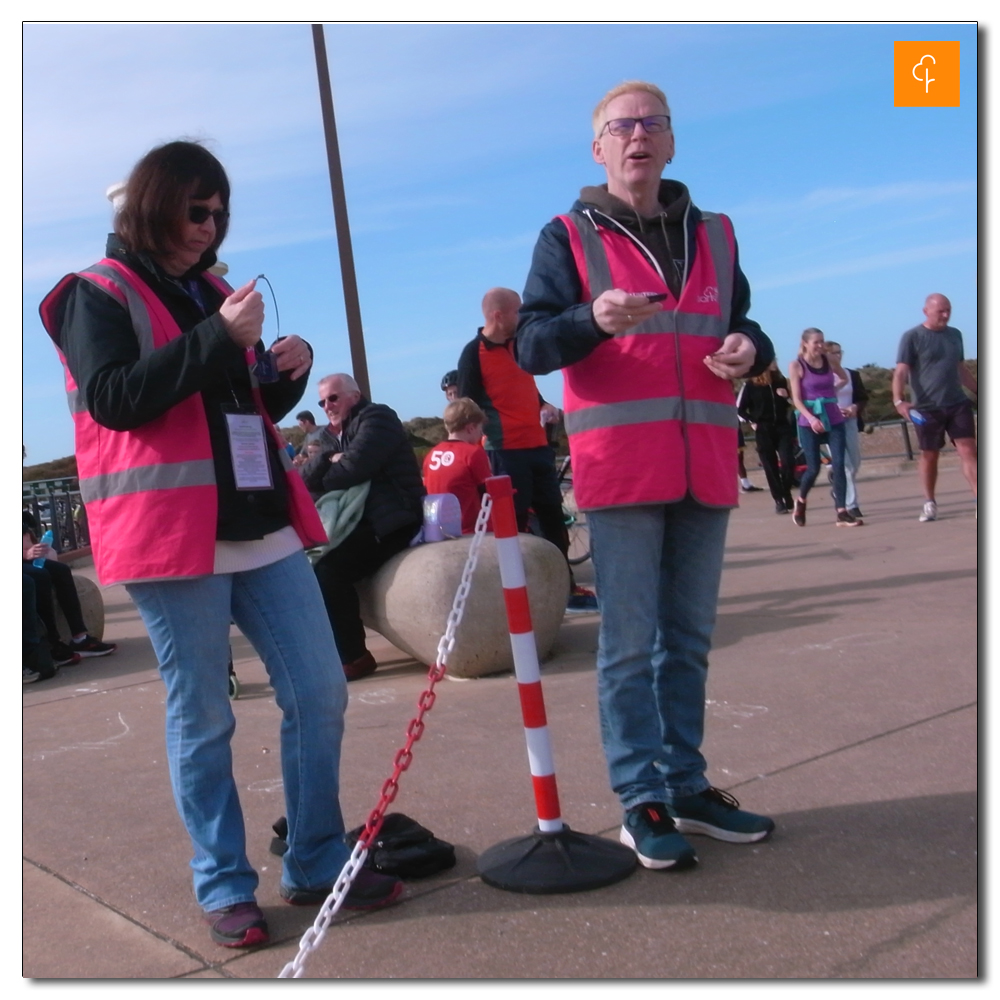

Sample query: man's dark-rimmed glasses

[601,115,671,137]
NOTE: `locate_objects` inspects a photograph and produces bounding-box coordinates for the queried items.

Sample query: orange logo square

[894,41,960,107]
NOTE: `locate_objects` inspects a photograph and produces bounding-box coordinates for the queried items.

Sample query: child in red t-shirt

[422,398,493,534]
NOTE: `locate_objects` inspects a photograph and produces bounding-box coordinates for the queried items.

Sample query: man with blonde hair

[517,80,776,870]
[591,80,669,136]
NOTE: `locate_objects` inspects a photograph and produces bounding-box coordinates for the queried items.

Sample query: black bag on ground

[269,812,456,880]
[24,619,58,682]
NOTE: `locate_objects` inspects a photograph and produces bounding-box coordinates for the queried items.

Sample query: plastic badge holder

[422,494,463,542]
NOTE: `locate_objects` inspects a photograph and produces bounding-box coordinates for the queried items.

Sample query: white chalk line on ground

[26,711,131,761]
[247,777,284,793]
[353,688,397,705]
[802,631,897,651]
[705,699,769,719]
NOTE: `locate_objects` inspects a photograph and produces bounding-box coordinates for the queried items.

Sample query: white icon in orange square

[895,41,960,107]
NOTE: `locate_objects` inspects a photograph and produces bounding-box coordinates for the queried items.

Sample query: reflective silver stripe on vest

[79,459,216,503]
[571,212,615,297]
[78,264,156,358]
[565,397,736,435]
[625,311,729,339]
[700,212,732,333]
[67,386,87,415]
[566,211,732,338]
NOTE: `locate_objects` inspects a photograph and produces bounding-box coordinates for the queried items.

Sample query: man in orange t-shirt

[457,288,565,532]
[457,287,596,612]
[422,398,492,534]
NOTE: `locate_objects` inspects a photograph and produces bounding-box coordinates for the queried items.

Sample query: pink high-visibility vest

[40,258,326,586]
[556,209,740,510]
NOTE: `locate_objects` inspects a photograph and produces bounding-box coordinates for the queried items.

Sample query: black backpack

[270,812,456,880]
[24,626,58,682]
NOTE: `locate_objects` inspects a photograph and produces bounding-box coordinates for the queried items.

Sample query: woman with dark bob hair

[40,140,401,949]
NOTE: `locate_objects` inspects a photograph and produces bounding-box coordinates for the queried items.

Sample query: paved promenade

[22,462,978,980]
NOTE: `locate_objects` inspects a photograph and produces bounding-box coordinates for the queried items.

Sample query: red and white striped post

[475,475,637,894]
[487,474,563,834]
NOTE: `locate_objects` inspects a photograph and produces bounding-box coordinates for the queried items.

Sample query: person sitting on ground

[23,572,58,684]
[422,398,493,534]
[304,373,426,681]
[22,516,116,664]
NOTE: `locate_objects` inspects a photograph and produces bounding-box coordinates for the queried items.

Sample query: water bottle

[33,529,53,567]
[909,409,926,425]
[422,494,463,542]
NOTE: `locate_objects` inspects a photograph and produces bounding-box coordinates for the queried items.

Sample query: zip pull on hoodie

[578,179,691,299]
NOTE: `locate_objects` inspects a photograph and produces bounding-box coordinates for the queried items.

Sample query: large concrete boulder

[357,534,570,679]
[54,573,105,641]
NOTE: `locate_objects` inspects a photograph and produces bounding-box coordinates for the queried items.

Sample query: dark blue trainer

[566,586,599,614]
[280,867,403,909]
[620,802,698,870]
[668,787,775,843]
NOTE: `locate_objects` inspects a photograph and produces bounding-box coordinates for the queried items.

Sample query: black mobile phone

[644,292,668,303]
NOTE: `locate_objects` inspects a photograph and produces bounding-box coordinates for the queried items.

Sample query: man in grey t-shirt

[892,293,977,522]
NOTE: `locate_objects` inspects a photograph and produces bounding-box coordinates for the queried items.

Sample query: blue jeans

[842,420,861,510]
[797,421,847,508]
[587,497,730,809]
[127,550,349,911]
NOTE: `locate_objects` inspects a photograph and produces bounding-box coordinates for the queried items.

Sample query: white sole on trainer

[672,818,773,843]
[619,826,698,869]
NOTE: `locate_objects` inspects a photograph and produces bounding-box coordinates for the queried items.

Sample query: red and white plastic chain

[278,493,495,978]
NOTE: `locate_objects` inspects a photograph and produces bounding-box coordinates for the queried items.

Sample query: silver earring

[666,157,672,164]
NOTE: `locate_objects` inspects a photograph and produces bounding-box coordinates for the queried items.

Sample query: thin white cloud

[733,180,975,220]
[426,233,541,257]
[755,238,976,290]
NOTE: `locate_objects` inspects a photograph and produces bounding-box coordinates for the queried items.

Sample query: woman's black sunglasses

[188,205,229,226]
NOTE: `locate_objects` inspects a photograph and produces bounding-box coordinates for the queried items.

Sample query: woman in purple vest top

[788,328,861,527]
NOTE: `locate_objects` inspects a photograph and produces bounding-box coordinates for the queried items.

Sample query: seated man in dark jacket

[303,373,425,680]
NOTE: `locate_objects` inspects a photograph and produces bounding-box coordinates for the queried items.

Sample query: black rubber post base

[477,824,637,894]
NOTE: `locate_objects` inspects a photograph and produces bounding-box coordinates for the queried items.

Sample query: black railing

[743,419,917,461]
[861,419,915,461]
[22,477,90,552]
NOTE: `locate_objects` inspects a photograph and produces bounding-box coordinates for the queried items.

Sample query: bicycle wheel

[228,656,240,700]
[560,486,591,565]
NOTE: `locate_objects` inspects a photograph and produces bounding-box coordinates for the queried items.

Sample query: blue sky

[22,21,978,464]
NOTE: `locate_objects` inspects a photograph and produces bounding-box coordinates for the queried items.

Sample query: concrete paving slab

[22,861,202,979]
[23,463,977,979]
[226,692,978,979]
